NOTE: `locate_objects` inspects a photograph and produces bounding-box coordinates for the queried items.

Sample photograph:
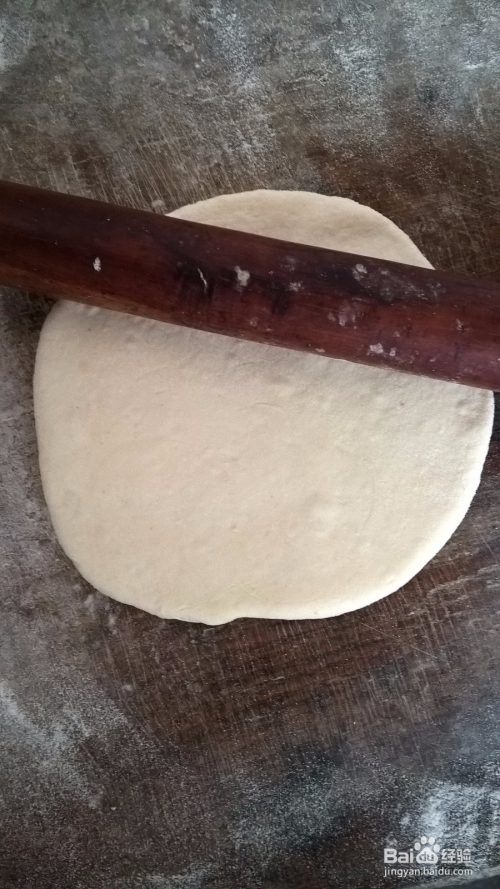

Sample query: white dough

[34,191,494,624]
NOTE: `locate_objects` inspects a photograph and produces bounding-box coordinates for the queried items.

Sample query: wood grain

[1,178,500,390]
[1,2,500,888]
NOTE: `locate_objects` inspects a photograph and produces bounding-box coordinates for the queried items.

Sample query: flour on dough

[34,191,494,624]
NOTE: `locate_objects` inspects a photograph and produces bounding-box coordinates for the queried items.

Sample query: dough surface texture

[34,190,494,624]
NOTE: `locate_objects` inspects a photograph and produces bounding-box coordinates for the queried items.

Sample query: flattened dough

[34,191,494,624]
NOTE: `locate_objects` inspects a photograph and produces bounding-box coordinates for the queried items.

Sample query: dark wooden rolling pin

[0,178,499,389]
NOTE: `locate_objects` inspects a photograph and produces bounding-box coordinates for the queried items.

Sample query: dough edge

[34,190,494,624]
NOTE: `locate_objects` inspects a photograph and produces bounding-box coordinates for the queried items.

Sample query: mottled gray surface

[1,2,500,888]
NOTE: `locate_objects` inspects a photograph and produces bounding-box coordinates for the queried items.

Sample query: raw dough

[34,191,494,624]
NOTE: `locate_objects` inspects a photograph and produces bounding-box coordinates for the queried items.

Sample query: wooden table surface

[1,2,500,887]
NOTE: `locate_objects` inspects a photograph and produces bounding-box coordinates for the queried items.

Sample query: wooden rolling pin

[0,178,499,390]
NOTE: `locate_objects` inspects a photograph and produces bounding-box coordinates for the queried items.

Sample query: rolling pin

[0,178,499,390]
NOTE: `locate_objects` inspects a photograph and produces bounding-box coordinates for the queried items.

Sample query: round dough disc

[34,191,494,624]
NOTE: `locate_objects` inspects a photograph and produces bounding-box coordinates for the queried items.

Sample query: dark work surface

[453,879,500,889]
[1,2,500,887]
